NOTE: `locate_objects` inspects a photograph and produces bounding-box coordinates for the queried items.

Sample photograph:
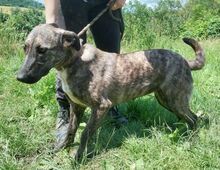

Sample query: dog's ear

[62,32,81,51]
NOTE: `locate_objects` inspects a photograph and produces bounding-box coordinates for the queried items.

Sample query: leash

[77,0,120,37]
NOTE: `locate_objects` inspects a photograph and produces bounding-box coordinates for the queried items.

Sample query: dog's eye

[23,45,26,51]
[23,44,28,52]
[37,46,48,54]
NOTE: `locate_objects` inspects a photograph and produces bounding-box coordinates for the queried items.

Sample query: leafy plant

[0,12,9,23]
[0,9,44,40]
[0,0,43,8]
[123,1,156,50]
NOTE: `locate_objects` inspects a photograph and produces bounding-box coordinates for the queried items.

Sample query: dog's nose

[17,72,37,84]
[17,72,28,82]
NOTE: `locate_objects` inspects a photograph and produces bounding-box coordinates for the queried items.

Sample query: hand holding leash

[77,0,123,37]
[111,0,126,10]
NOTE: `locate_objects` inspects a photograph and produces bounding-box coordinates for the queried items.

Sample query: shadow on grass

[72,95,207,164]
[65,95,210,166]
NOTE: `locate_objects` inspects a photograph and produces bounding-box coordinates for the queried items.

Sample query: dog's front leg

[69,103,86,144]
[74,100,111,160]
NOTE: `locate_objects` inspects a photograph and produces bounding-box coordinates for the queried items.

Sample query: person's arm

[44,0,65,28]
[44,0,59,23]
[111,0,126,10]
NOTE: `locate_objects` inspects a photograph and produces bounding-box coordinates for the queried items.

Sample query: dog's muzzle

[17,71,40,84]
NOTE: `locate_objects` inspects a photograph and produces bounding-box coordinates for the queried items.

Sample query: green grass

[0,34,220,169]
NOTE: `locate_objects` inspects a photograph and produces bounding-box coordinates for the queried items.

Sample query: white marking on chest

[58,69,87,107]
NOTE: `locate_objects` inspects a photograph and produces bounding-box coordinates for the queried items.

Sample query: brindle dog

[17,24,205,159]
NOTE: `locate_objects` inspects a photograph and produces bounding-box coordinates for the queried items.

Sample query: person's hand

[111,0,126,10]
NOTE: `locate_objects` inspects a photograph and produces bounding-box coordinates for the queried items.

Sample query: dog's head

[17,23,81,84]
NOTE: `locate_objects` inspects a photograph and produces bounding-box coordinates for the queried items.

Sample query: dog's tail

[183,38,205,70]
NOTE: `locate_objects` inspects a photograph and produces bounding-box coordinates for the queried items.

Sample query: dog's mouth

[16,69,50,84]
[17,73,41,84]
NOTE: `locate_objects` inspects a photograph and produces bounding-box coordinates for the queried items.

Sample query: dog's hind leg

[155,87,198,129]
[155,89,174,113]
[172,104,198,129]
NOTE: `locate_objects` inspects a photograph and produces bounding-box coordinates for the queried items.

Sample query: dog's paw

[196,111,210,128]
[69,148,82,161]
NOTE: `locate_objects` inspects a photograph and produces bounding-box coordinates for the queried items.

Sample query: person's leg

[89,5,124,53]
[89,5,127,124]
[54,0,89,150]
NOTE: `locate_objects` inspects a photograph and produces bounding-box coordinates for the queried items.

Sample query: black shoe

[108,106,128,125]
[54,108,71,152]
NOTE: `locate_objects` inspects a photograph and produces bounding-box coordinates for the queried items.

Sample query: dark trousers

[56,0,124,106]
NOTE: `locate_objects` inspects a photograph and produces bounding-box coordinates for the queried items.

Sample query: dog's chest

[58,70,87,107]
